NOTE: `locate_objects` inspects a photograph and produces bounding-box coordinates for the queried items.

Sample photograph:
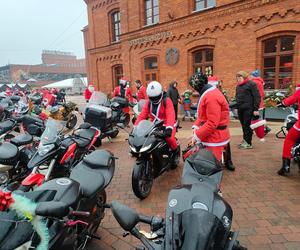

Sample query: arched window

[112,65,123,89]
[263,36,295,89]
[192,48,213,76]
[145,0,159,26]
[111,11,121,42]
[143,56,159,82]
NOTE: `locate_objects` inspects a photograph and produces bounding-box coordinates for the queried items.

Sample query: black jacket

[235,80,261,111]
[167,85,180,106]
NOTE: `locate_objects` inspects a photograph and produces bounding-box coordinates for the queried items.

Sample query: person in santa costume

[135,79,147,101]
[277,83,300,175]
[113,77,133,113]
[84,84,94,103]
[189,72,230,161]
[207,75,235,170]
[135,81,180,162]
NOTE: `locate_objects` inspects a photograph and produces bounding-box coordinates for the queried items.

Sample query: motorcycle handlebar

[139,215,153,224]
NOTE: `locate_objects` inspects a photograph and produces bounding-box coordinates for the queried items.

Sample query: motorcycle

[84,91,132,142]
[18,120,100,191]
[0,133,36,186]
[110,147,246,250]
[0,149,115,250]
[131,99,146,124]
[128,120,180,199]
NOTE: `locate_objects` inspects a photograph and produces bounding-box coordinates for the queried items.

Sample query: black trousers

[238,109,253,145]
[173,104,178,120]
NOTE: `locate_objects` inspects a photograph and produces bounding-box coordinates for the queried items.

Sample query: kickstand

[107,137,112,143]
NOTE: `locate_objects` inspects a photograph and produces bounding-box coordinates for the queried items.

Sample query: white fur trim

[293,124,300,131]
[192,125,199,130]
[201,139,230,147]
[250,120,266,130]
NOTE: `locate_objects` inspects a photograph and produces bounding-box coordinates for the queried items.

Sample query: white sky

[0,0,88,66]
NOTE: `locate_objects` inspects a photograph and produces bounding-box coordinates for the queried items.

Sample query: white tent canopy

[42,77,87,94]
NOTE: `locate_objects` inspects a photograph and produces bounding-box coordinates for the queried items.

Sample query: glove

[163,128,173,138]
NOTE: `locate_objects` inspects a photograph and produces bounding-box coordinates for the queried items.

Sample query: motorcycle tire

[132,161,153,200]
[66,114,77,129]
[110,129,119,139]
[94,137,102,147]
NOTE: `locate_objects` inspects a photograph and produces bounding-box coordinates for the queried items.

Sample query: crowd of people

[84,70,300,176]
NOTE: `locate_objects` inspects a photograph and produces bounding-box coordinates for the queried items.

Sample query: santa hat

[208,76,219,86]
[296,83,300,91]
[119,77,127,86]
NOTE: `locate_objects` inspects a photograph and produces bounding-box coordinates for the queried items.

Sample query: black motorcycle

[0,149,115,250]
[0,133,36,186]
[84,92,132,143]
[128,120,180,199]
[110,148,246,250]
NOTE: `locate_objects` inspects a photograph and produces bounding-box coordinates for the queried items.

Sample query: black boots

[277,158,291,175]
[226,161,235,171]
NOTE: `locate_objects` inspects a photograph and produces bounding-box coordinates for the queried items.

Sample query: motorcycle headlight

[38,144,55,156]
[140,144,152,153]
[0,172,9,184]
[130,146,137,153]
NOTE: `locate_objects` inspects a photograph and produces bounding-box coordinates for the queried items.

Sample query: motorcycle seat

[10,134,33,147]
[73,128,97,148]
[0,119,16,135]
[0,143,19,165]
[70,150,114,198]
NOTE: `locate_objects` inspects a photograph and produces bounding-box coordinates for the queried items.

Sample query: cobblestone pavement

[67,96,300,250]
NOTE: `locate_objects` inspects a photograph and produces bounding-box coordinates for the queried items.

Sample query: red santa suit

[113,86,133,113]
[252,77,265,109]
[282,86,300,159]
[135,97,177,150]
[193,86,230,160]
[137,85,147,101]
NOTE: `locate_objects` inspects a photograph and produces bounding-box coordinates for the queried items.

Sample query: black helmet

[189,72,208,93]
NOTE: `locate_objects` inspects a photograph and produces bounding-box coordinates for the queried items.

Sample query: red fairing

[137,86,147,101]
[21,173,45,187]
[135,97,176,129]
[283,89,300,128]
[0,190,14,211]
[88,129,101,150]
[60,143,77,165]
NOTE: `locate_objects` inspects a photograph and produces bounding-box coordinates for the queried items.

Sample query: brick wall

[84,0,300,97]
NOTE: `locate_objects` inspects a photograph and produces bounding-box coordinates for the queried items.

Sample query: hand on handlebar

[163,128,172,138]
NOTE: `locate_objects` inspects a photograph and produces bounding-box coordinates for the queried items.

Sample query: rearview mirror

[111,201,139,231]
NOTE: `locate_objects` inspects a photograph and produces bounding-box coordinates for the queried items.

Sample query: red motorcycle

[16,120,100,191]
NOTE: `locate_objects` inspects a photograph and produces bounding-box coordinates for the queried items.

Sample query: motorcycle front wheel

[132,161,153,200]
[66,113,77,129]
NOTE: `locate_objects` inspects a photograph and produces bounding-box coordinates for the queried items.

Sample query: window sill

[143,22,159,28]
[192,6,216,13]
[110,40,121,45]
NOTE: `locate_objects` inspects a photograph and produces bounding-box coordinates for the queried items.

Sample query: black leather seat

[11,134,33,147]
[0,143,19,164]
[70,150,114,198]
[73,128,97,148]
[0,120,16,135]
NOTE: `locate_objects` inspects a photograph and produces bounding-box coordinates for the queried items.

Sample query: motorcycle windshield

[138,100,146,112]
[89,91,107,105]
[40,119,63,145]
[133,120,154,137]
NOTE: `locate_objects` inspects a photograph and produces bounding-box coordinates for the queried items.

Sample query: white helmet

[147,81,163,104]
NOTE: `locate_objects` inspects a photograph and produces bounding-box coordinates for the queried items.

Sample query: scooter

[110,146,246,250]
[0,149,115,250]
[18,120,100,191]
[128,120,180,199]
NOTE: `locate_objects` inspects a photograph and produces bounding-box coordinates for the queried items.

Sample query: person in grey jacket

[235,71,261,149]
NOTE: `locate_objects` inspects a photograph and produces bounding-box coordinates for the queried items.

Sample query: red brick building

[83,0,300,95]
[0,50,86,86]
